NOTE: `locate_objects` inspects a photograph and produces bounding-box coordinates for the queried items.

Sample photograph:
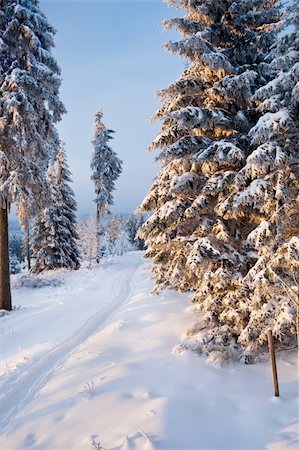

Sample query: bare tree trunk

[88,244,92,268]
[96,208,100,264]
[0,206,12,311]
[26,228,31,271]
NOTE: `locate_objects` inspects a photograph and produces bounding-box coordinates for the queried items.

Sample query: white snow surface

[0,252,298,450]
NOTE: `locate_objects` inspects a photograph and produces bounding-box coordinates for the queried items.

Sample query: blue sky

[40,0,183,216]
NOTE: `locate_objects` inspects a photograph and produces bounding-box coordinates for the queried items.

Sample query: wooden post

[268,330,279,397]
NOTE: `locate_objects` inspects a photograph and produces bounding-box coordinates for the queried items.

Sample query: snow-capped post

[91,111,123,263]
[0,0,65,309]
[267,330,279,397]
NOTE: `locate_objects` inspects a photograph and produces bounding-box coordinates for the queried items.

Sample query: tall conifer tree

[91,111,122,262]
[0,0,65,309]
[139,0,282,361]
[32,145,80,273]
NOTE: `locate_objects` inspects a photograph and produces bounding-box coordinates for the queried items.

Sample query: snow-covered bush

[12,274,63,289]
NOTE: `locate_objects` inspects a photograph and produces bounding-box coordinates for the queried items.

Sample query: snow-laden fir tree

[9,234,22,263]
[126,214,146,250]
[9,234,22,274]
[91,111,123,262]
[17,202,32,270]
[10,253,21,274]
[0,0,65,309]
[31,144,80,273]
[213,1,299,354]
[139,0,282,362]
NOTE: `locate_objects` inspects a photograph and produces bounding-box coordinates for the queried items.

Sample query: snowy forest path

[0,253,141,433]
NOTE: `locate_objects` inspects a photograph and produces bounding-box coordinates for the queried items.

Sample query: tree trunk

[26,228,31,271]
[0,206,12,311]
[96,208,100,264]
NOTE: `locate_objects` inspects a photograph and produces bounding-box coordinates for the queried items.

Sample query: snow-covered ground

[0,252,298,450]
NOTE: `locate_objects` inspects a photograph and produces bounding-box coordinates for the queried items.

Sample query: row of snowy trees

[139,0,299,361]
[77,214,146,266]
[31,111,126,273]
[10,212,145,272]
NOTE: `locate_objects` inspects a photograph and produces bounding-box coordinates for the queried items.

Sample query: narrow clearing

[0,252,298,450]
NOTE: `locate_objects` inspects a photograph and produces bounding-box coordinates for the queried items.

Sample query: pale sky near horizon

[40,0,183,217]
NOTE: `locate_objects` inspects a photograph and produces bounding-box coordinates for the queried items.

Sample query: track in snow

[0,260,139,433]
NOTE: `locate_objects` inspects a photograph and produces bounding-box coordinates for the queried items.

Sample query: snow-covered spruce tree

[10,253,21,274]
[217,1,299,353]
[0,0,65,309]
[139,0,282,361]
[9,234,22,263]
[31,144,80,273]
[9,234,22,274]
[91,111,123,263]
[126,214,146,250]
[17,202,31,270]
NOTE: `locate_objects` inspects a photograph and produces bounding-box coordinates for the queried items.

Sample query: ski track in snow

[0,261,138,433]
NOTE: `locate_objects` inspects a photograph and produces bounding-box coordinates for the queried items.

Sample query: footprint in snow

[120,436,131,450]
[54,413,64,422]
[146,410,157,417]
[120,432,155,450]
[22,433,37,447]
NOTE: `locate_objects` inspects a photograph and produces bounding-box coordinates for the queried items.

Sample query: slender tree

[77,216,98,267]
[31,144,80,273]
[139,0,282,361]
[91,111,122,262]
[0,0,65,309]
